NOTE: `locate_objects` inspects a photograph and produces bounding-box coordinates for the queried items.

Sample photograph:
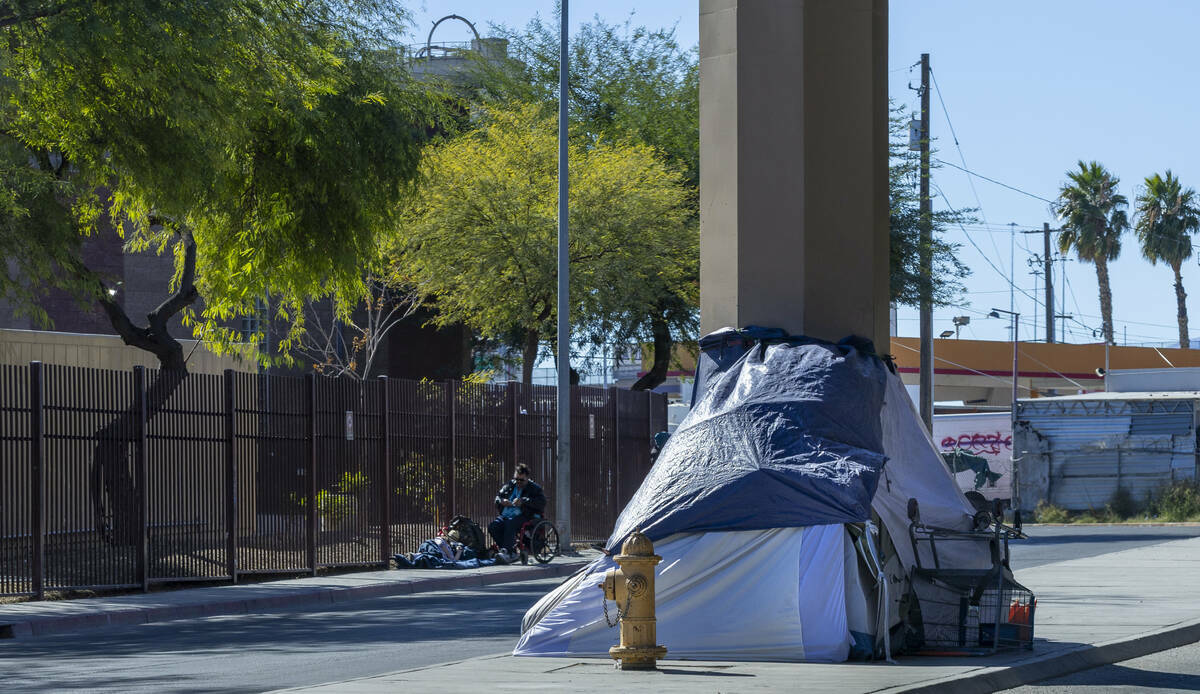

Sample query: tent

[515,327,1000,662]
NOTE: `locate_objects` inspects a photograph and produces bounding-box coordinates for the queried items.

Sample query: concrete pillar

[700,0,890,351]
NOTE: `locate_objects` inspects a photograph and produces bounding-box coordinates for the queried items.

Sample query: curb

[1026,522,1200,527]
[890,616,1200,693]
[0,560,589,641]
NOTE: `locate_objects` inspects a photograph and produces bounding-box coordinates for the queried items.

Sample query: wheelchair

[514,517,560,564]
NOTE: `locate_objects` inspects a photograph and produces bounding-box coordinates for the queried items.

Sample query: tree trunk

[521,329,539,385]
[1174,261,1189,349]
[632,317,672,391]
[86,229,199,544]
[90,368,188,545]
[1095,256,1115,345]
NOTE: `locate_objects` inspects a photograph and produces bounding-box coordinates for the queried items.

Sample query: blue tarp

[606,327,890,551]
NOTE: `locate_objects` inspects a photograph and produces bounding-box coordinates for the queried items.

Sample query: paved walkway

[0,554,597,639]
[4,538,1200,693]
[274,536,1200,694]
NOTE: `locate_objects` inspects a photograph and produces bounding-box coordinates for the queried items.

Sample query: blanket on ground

[393,539,498,569]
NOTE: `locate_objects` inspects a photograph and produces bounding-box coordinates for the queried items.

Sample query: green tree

[488,15,699,188]
[1134,170,1200,349]
[888,102,971,307]
[480,14,698,389]
[392,104,694,385]
[1054,161,1129,345]
[0,0,438,371]
[1,0,438,544]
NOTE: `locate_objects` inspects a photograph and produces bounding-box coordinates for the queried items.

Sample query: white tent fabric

[874,374,988,572]
[514,525,851,662]
[516,371,989,662]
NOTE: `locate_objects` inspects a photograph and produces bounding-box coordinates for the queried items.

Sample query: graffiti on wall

[939,432,1012,456]
[933,415,1014,500]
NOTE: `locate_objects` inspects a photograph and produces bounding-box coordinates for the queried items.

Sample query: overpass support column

[700,0,890,350]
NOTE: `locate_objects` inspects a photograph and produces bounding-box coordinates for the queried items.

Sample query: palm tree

[1134,170,1200,349]
[1054,161,1128,345]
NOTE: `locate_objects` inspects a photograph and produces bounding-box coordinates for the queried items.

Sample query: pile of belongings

[515,327,998,662]
[394,537,496,569]
[394,515,498,569]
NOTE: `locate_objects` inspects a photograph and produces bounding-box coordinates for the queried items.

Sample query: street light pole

[555,0,572,549]
[990,308,1020,512]
[989,309,1020,413]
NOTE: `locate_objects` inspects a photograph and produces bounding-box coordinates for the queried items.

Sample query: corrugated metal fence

[1015,396,1198,510]
[0,363,666,599]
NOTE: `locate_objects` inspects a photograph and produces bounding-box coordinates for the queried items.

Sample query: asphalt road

[3,524,1199,693]
[0,576,567,694]
[1000,639,1200,693]
[1008,523,1200,570]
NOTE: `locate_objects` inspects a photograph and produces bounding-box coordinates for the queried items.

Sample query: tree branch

[146,227,199,336]
[63,256,161,354]
[0,1,69,29]
[97,289,159,353]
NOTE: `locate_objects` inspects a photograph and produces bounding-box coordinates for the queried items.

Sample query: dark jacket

[494,479,547,521]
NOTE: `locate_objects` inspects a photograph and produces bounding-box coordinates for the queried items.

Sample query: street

[0,577,566,694]
[1001,640,1200,693]
[1008,523,1200,570]
[3,524,1199,693]
[996,525,1200,693]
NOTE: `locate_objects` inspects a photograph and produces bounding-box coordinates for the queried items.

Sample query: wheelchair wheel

[530,520,559,564]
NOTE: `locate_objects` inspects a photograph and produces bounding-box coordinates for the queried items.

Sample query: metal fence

[1015,395,1199,511]
[0,362,666,599]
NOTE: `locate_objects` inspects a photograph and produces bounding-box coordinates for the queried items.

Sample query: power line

[910,74,1197,347]
[931,69,1016,294]
[929,69,990,228]
[892,340,1034,392]
[1017,348,1087,389]
[932,158,1057,205]
[927,68,1016,284]
[936,188,1044,309]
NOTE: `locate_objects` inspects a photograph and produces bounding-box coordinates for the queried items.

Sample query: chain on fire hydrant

[599,528,667,670]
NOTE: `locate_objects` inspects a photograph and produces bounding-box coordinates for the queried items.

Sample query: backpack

[446,515,489,556]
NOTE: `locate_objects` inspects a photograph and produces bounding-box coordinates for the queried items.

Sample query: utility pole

[1028,260,1041,340]
[555,0,572,549]
[1058,254,1071,340]
[1022,222,1057,343]
[1008,222,1017,322]
[1044,223,1054,343]
[918,53,933,433]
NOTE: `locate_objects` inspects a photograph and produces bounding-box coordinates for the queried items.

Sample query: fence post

[379,376,391,562]
[510,382,520,467]
[612,388,621,521]
[447,380,456,518]
[224,370,238,583]
[648,389,657,437]
[306,374,318,576]
[133,366,149,593]
[29,361,45,600]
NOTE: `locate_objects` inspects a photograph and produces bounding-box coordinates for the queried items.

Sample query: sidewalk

[0,553,597,640]
[275,536,1200,694]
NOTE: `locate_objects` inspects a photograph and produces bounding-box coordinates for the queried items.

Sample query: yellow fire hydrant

[599,528,667,670]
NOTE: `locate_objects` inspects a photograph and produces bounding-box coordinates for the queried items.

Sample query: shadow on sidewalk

[0,582,553,659]
[1013,663,1200,692]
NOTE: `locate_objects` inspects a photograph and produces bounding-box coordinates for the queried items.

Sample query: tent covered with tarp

[515,327,1004,662]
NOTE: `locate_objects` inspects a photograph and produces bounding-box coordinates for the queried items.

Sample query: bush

[1107,487,1140,519]
[316,489,357,523]
[1033,500,1069,524]
[1150,480,1200,522]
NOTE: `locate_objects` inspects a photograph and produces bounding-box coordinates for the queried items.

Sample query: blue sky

[407,1,1200,346]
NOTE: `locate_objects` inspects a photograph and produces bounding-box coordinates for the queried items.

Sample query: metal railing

[0,363,666,598]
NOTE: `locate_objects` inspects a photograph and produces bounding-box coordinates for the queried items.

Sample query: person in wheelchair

[489,464,546,562]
